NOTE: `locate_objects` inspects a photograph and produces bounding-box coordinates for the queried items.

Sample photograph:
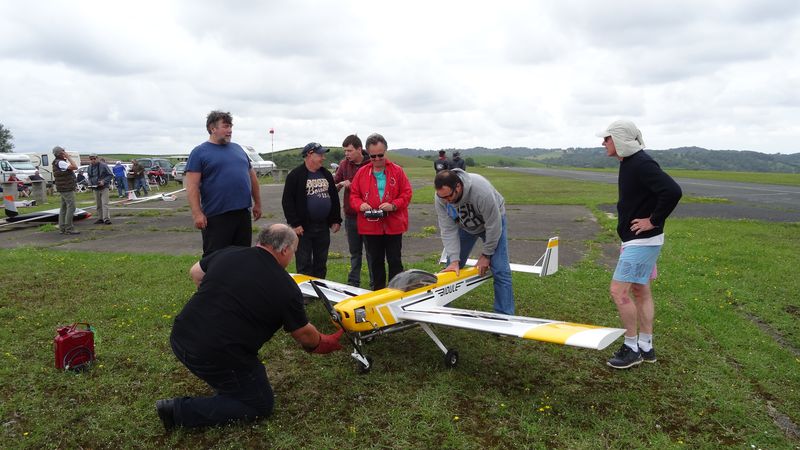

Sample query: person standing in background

[349,133,413,290]
[334,134,373,288]
[596,119,682,370]
[185,110,262,256]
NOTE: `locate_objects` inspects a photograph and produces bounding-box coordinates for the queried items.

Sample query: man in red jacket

[349,133,413,289]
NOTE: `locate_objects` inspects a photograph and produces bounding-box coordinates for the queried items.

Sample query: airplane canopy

[388,269,438,292]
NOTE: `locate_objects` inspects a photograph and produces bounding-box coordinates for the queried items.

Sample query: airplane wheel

[444,349,459,368]
[356,355,373,374]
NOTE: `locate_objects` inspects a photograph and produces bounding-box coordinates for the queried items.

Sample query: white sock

[624,335,638,352]
[638,333,653,352]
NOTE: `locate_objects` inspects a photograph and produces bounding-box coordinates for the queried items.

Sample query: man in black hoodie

[597,120,682,370]
[281,142,342,279]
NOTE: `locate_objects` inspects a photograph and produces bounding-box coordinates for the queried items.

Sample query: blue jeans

[134,176,149,195]
[455,215,514,315]
[115,175,128,197]
[170,335,274,428]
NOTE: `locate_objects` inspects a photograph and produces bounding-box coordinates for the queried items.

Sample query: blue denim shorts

[613,245,662,284]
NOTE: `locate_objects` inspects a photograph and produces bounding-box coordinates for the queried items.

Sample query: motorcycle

[147,166,168,186]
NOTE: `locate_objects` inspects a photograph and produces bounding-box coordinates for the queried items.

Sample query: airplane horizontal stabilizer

[292,274,372,303]
[440,236,559,276]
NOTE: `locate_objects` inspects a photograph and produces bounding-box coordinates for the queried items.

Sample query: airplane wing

[1,207,91,227]
[291,274,372,303]
[394,303,624,350]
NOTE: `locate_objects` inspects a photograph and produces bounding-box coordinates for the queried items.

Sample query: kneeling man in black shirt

[156,223,343,430]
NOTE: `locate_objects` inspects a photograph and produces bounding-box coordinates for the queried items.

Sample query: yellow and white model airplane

[292,237,625,372]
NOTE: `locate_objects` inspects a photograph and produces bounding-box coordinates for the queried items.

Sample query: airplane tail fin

[439,236,559,276]
[3,194,18,218]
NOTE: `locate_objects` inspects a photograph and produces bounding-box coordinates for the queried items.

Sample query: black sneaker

[155,399,176,431]
[606,344,643,369]
[103,219,112,225]
[63,230,81,235]
[93,219,104,224]
[641,347,657,363]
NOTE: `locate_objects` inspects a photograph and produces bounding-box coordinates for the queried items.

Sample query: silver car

[172,161,187,184]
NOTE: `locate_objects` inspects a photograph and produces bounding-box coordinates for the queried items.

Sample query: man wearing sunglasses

[349,133,413,290]
[434,169,515,315]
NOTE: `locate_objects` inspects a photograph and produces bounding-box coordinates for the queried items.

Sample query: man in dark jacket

[87,154,114,224]
[597,120,682,369]
[282,142,342,279]
[155,224,343,431]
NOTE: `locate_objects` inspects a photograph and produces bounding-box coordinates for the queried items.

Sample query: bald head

[257,223,297,252]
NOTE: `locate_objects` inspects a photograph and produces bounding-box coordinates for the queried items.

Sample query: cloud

[0,0,799,154]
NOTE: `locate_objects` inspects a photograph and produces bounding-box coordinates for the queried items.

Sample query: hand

[440,261,461,276]
[476,254,491,276]
[379,202,395,212]
[252,203,262,221]
[312,328,344,354]
[630,217,655,235]
[293,225,304,236]
[192,212,207,230]
[359,203,371,212]
[331,223,341,233]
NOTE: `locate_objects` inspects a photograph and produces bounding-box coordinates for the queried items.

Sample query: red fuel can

[54,323,95,370]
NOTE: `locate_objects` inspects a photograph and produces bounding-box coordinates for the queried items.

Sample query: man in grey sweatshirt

[434,169,514,315]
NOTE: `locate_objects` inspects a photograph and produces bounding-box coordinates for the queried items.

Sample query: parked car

[241,146,276,176]
[137,158,174,181]
[172,162,187,184]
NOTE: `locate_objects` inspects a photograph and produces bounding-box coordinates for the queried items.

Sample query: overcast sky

[2,1,799,156]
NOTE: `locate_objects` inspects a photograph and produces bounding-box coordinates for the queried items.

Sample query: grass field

[1,164,799,449]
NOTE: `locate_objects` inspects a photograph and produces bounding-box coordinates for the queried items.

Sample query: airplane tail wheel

[444,349,459,368]
[357,355,373,374]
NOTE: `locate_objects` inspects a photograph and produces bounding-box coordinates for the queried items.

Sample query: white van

[241,145,276,176]
[0,153,38,183]
[21,151,82,183]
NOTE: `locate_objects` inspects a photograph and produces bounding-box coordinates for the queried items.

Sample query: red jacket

[349,160,412,235]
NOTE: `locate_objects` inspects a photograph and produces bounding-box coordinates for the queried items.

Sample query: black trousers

[169,335,274,428]
[201,209,252,256]
[363,234,404,289]
[295,222,331,279]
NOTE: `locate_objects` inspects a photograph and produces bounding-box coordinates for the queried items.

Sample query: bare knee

[610,282,632,306]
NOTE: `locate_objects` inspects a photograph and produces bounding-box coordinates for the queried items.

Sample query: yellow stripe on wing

[291,274,317,283]
[523,322,602,345]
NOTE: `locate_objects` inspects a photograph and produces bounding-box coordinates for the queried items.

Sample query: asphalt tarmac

[3,170,794,273]
[0,184,597,270]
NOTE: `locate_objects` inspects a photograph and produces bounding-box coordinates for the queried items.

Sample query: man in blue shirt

[185,111,262,256]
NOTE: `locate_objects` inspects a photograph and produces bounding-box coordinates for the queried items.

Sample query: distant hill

[393,146,800,173]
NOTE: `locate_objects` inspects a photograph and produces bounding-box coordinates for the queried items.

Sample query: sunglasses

[369,153,385,159]
[436,186,458,200]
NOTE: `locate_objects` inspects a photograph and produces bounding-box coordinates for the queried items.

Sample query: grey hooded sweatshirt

[435,169,506,263]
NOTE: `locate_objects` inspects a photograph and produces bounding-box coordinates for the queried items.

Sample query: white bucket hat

[596,119,645,157]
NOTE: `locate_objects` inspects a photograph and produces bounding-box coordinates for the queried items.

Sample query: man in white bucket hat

[597,119,682,369]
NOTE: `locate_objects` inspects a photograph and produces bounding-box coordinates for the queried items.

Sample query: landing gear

[444,349,459,368]
[356,355,373,374]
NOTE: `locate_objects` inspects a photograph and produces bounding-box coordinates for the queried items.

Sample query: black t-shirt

[171,246,309,367]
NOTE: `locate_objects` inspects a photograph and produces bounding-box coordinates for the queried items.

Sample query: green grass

[2,164,799,448]
[556,166,800,187]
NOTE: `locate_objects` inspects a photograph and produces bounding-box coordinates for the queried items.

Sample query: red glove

[312,328,344,354]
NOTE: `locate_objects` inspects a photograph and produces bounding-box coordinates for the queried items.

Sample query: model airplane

[292,237,625,372]
[1,188,186,229]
